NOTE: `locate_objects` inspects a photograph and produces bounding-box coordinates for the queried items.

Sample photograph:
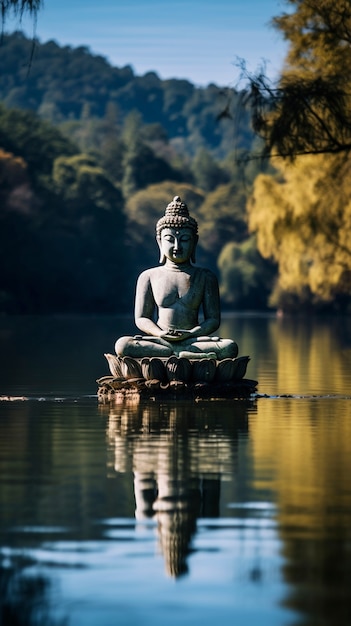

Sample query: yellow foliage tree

[248,153,351,309]
[244,0,351,311]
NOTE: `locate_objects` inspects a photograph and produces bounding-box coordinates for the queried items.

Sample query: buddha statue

[115,196,238,361]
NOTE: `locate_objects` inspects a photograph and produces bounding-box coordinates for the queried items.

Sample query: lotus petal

[145,379,162,389]
[104,353,124,378]
[192,358,216,382]
[120,356,143,379]
[231,356,250,379]
[96,375,115,385]
[215,358,237,382]
[141,357,167,382]
[166,356,192,382]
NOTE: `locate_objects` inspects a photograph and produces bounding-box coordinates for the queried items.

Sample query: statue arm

[137,317,165,337]
[200,270,221,335]
[134,271,164,337]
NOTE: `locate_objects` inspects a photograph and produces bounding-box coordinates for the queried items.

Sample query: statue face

[159,227,195,264]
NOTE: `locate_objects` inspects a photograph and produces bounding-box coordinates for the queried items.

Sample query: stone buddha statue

[115,196,238,361]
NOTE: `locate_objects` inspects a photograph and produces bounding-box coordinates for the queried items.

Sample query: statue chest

[152,272,202,308]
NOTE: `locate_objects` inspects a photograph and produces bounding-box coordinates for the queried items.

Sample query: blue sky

[7,0,288,87]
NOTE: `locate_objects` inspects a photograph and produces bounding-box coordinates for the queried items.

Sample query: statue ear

[157,236,166,264]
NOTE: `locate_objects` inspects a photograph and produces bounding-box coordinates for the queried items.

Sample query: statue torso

[143,265,210,330]
[153,266,202,306]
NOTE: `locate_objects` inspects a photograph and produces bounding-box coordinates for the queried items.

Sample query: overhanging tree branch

[239,64,351,161]
[1,0,42,22]
[233,0,351,161]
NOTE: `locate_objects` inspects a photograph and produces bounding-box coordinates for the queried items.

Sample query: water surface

[1,314,351,626]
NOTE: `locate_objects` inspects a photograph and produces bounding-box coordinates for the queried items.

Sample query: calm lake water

[1,314,351,626]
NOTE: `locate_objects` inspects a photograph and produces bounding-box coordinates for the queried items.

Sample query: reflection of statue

[105,401,253,577]
[134,470,200,577]
[115,196,238,360]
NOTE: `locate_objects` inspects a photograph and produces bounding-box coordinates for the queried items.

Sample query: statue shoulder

[136,266,162,285]
[195,267,219,283]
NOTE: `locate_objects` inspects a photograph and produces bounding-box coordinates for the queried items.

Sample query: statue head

[156,196,198,264]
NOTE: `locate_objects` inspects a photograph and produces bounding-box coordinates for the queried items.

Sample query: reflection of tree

[0,555,64,626]
[103,400,253,577]
[271,317,351,395]
[250,398,351,625]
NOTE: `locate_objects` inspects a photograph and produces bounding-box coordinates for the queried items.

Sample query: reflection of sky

[6,0,288,86]
[14,515,288,626]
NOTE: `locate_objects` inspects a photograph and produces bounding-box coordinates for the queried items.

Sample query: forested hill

[0,31,276,316]
[0,31,252,158]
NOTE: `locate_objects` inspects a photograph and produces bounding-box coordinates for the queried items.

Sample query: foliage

[240,0,351,311]
[198,183,249,259]
[52,153,124,213]
[0,103,77,180]
[0,32,255,159]
[218,236,275,309]
[191,147,229,192]
[0,107,132,313]
[121,111,183,198]
[248,154,351,310]
[0,147,34,211]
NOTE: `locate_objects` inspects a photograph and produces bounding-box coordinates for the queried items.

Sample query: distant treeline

[0,31,251,158]
[0,32,276,314]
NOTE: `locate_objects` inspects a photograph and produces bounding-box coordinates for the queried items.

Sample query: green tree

[121,111,184,199]
[191,147,228,192]
[0,104,77,180]
[53,153,123,213]
[0,32,257,162]
[0,107,132,313]
[218,236,274,309]
[198,183,249,260]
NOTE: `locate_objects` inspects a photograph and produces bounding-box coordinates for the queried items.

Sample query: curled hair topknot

[156,196,198,237]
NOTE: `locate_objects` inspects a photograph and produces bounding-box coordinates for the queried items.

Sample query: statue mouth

[171,252,188,261]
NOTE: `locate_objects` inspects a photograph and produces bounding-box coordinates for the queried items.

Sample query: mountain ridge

[0,31,252,158]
